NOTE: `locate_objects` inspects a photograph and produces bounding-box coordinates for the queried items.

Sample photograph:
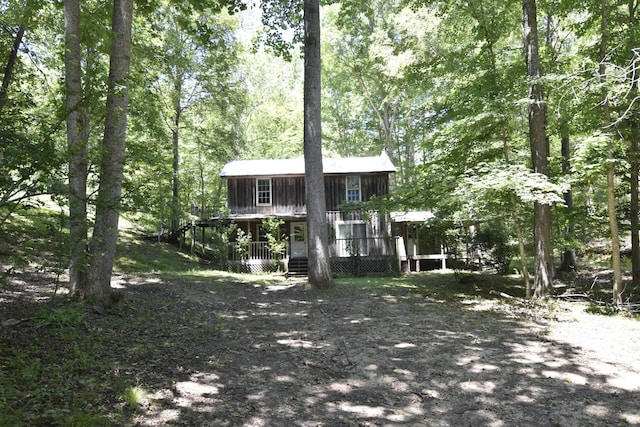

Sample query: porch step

[288,257,308,276]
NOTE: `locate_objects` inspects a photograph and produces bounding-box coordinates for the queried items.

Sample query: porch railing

[229,241,290,261]
[326,210,366,223]
[330,237,396,258]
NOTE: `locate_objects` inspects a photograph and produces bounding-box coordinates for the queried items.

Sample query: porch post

[191,221,196,253]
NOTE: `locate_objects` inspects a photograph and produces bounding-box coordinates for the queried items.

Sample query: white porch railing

[229,241,289,261]
[330,237,396,258]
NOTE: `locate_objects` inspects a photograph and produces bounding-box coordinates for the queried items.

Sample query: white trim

[345,175,361,202]
[256,177,272,206]
[335,220,368,256]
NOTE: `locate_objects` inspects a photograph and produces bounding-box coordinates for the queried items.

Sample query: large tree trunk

[522,0,554,297]
[64,0,89,295]
[86,0,134,303]
[171,76,182,234]
[628,0,640,295]
[599,0,623,305]
[303,0,333,289]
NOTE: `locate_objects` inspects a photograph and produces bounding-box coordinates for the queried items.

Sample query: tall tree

[598,0,623,305]
[625,0,640,295]
[303,0,333,289]
[144,2,243,232]
[85,0,134,302]
[523,0,554,297]
[64,0,89,294]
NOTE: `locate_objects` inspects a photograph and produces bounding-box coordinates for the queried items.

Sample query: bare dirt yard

[2,254,640,426]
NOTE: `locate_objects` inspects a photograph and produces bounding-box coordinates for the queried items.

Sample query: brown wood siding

[226,173,389,215]
[227,176,306,215]
[361,173,389,201]
[325,173,389,210]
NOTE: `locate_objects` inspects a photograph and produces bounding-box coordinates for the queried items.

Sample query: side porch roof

[390,211,435,223]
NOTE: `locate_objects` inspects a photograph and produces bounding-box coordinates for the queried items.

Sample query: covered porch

[224,210,398,275]
[391,211,457,272]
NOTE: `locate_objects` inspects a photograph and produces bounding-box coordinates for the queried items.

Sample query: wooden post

[190,221,196,253]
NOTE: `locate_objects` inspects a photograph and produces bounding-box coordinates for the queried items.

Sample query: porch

[226,236,401,275]
[175,209,459,276]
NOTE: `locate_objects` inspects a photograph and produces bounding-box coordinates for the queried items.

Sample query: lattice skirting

[227,257,398,276]
[228,259,285,274]
[330,257,399,276]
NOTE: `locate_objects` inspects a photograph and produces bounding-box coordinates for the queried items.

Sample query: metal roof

[390,211,435,223]
[220,152,396,177]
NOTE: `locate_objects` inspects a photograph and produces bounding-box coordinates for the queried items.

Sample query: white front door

[290,222,308,258]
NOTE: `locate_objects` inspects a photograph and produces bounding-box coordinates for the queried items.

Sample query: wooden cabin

[218,152,398,274]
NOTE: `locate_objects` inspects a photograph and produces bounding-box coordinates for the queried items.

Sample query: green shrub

[35,307,86,329]
[473,222,515,274]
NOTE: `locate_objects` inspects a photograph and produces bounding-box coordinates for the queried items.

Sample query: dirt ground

[2,267,640,426]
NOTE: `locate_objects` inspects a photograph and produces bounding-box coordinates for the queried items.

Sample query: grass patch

[35,306,86,329]
[0,206,68,280]
[585,303,618,316]
[115,232,200,274]
[121,385,149,408]
[0,316,119,426]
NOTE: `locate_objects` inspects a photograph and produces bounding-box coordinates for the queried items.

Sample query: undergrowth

[0,309,127,426]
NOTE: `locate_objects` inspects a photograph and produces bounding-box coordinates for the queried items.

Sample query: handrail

[229,241,290,261]
[330,237,395,257]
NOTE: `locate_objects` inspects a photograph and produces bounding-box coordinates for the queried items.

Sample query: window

[346,176,361,202]
[256,178,272,206]
[336,222,367,256]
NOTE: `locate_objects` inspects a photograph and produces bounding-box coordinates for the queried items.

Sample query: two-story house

[219,151,398,274]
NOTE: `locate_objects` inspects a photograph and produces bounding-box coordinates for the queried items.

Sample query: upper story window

[346,176,361,202]
[256,178,272,206]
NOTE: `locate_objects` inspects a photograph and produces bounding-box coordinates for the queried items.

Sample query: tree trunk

[522,0,554,297]
[304,0,333,289]
[86,0,134,303]
[64,0,89,295]
[0,24,24,111]
[631,117,640,293]
[559,126,577,272]
[598,0,623,305]
[171,76,182,234]
[628,0,640,294]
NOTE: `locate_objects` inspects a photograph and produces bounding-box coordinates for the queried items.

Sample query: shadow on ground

[1,269,639,426]
[115,274,638,426]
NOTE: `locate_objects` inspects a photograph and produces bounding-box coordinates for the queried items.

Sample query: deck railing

[326,210,366,223]
[330,237,396,258]
[229,241,290,261]
[227,238,396,261]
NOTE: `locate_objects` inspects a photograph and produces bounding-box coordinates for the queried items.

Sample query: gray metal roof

[390,211,435,223]
[220,152,396,177]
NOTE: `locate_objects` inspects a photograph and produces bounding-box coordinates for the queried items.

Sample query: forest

[1,0,640,425]
[2,0,640,301]
[0,0,639,300]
